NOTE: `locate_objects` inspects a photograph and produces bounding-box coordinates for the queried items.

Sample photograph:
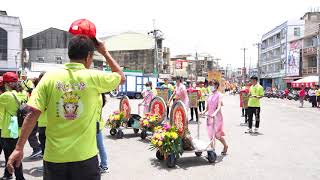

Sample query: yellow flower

[155,134,161,139]
[170,132,178,139]
[157,141,163,146]
[151,139,157,145]
[165,132,171,138]
[114,115,120,120]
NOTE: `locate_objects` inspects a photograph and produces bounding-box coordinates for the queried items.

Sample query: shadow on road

[23,157,42,162]
[23,167,43,178]
[150,155,225,171]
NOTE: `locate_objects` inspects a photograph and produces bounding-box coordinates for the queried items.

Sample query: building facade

[301,12,320,77]
[94,32,170,74]
[0,11,23,74]
[170,53,216,80]
[259,20,304,90]
[23,28,73,69]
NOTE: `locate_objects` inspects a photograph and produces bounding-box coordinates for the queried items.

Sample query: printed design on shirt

[61,92,80,120]
[56,81,86,92]
[55,81,85,120]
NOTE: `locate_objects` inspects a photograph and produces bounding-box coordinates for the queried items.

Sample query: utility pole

[241,48,247,84]
[148,19,163,78]
[254,43,261,81]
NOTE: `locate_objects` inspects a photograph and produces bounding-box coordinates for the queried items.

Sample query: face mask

[146,87,151,91]
[211,86,216,92]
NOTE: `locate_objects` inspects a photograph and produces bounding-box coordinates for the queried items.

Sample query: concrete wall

[0,15,22,71]
[28,48,69,64]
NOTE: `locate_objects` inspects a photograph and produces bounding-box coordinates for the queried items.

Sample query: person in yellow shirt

[8,35,125,180]
[198,82,207,112]
[247,76,264,134]
[96,93,108,173]
[316,85,320,108]
[0,76,4,156]
[0,72,26,179]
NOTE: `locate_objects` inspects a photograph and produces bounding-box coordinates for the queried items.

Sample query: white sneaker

[254,128,259,133]
[246,128,253,133]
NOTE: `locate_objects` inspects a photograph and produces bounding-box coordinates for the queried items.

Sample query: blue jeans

[96,130,108,168]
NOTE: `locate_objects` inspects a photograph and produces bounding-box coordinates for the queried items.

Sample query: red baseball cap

[0,76,3,87]
[3,72,19,83]
[69,19,96,38]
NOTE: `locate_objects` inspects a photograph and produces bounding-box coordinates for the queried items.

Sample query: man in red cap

[7,19,125,180]
[0,72,26,180]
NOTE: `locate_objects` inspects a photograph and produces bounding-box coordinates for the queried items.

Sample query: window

[294,27,300,36]
[37,57,44,63]
[0,27,7,61]
[308,57,317,67]
[55,56,62,64]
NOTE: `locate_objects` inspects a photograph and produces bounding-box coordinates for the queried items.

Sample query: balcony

[303,67,318,75]
[303,47,317,56]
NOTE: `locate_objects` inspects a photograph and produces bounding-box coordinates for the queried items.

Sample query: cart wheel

[140,130,147,139]
[116,130,124,139]
[110,129,117,136]
[207,151,217,163]
[195,152,202,157]
[156,150,164,160]
[167,154,176,168]
[133,128,139,134]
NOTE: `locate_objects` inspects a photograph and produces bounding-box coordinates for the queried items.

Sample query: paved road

[0,95,319,180]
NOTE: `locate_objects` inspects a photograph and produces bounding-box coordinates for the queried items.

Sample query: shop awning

[291,76,319,88]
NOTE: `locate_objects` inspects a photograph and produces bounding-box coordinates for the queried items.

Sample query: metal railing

[302,67,317,74]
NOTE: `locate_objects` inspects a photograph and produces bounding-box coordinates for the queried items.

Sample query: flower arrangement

[140,113,159,132]
[106,111,125,128]
[150,123,183,159]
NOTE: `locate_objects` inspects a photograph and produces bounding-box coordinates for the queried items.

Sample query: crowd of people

[0,34,125,180]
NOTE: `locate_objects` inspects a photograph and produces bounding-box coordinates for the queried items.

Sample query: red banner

[170,101,187,137]
[149,96,167,123]
[119,96,131,119]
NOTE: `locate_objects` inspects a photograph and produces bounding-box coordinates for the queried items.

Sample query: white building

[259,19,304,90]
[0,11,23,74]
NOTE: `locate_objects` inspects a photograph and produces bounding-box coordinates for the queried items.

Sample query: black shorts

[317,96,320,102]
[44,156,100,180]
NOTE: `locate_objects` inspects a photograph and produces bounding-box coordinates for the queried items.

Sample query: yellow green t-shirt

[27,63,121,163]
[22,79,35,91]
[200,87,207,101]
[0,106,4,129]
[38,110,47,128]
[316,90,320,97]
[248,84,264,107]
[0,90,27,138]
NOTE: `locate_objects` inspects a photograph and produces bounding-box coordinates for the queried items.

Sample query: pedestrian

[201,80,228,155]
[168,76,189,109]
[0,72,26,180]
[187,82,200,122]
[161,78,174,119]
[308,86,317,108]
[239,84,246,117]
[20,73,34,95]
[7,33,125,180]
[240,82,250,124]
[34,72,46,172]
[284,88,289,99]
[316,85,320,108]
[0,76,4,157]
[246,76,264,134]
[140,81,157,114]
[198,82,207,112]
[97,93,108,173]
[299,85,306,108]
